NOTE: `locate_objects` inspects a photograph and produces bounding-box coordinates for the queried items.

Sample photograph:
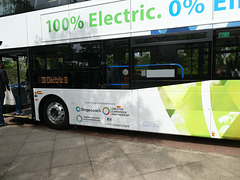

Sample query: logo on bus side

[76,107,102,113]
[102,107,110,115]
[76,115,82,122]
[76,106,81,112]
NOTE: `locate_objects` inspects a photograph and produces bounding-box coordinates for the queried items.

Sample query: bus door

[0,50,32,118]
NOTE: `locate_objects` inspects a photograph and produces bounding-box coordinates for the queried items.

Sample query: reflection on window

[0,56,27,85]
[0,0,71,16]
[32,44,69,87]
[134,43,210,80]
[215,29,240,79]
[134,32,209,45]
[71,0,87,3]
[27,0,70,10]
[0,0,25,16]
[33,45,67,71]
[1,57,18,84]
[104,39,129,88]
[35,57,63,71]
[70,41,103,88]
[31,40,130,89]
[0,0,100,16]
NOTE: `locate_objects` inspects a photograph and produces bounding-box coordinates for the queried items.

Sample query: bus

[1,0,240,140]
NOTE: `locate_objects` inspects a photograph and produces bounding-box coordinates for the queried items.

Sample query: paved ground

[0,117,240,180]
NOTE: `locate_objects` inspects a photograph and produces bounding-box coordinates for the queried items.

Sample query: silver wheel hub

[47,102,65,124]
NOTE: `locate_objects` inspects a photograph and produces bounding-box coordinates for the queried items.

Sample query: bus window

[71,0,88,3]
[0,0,25,16]
[134,43,210,78]
[132,33,211,88]
[215,28,240,79]
[32,44,69,88]
[27,0,70,11]
[70,41,103,89]
[104,39,130,89]
[33,45,67,71]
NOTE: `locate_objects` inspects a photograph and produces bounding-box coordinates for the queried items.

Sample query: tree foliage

[2,57,27,85]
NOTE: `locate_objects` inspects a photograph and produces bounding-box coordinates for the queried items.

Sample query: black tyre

[42,96,69,130]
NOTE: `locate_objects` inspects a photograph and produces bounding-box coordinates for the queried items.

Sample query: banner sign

[40,0,240,41]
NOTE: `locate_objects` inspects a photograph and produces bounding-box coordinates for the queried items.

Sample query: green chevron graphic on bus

[211,80,240,139]
[158,80,240,139]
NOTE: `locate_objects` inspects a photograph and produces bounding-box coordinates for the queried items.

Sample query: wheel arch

[38,94,65,121]
[39,94,70,129]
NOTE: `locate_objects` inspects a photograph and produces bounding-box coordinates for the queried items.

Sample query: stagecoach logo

[76,106,81,112]
[102,107,110,115]
[76,107,101,113]
[76,115,82,122]
[81,107,101,113]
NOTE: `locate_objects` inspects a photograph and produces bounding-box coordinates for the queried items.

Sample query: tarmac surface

[0,116,240,180]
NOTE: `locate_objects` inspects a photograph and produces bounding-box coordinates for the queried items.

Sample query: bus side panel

[139,82,210,137]
[138,82,213,138]
[0,14,28,49]
[34,89,138,131]
[210,80,240,140]
[138,81,240,140]
[68,89,136,130]
[34,80,240,140]
[138,87,181,136]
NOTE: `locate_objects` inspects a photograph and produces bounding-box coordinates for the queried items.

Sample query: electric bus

[1,0,240,140]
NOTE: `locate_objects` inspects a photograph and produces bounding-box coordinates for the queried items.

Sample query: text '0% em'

[46,15,84,32]
[169,0,205,17]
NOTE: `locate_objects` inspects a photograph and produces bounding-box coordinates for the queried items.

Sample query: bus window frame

[213,28,240,80]
[132,30,213,48]
[130,30,213,88]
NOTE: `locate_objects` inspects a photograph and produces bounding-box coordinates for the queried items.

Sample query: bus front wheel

[42,96,69,130]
